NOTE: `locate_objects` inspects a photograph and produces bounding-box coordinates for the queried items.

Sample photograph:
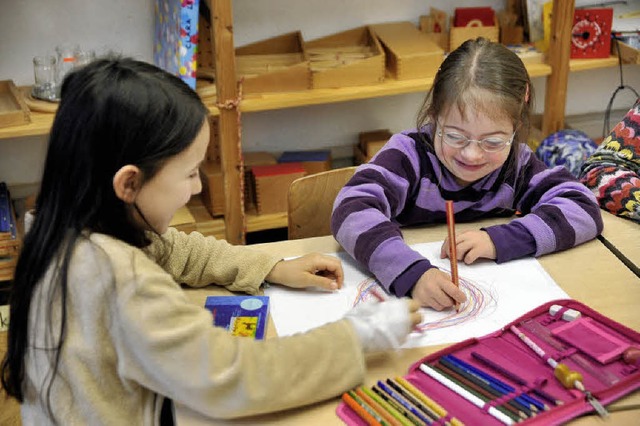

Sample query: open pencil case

[337,299,640,425]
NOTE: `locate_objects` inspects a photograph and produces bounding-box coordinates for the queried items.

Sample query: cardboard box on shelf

[278,150,332,175]
[370,22,445,80]
[305,26,385,89]
[251,163,306,215]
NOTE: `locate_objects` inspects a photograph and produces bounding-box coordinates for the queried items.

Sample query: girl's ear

[113,165,142,203]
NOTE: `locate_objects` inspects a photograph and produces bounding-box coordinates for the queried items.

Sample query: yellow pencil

[395,376,465,426]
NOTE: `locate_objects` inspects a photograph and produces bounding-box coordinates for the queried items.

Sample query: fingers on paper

[414,271,466,311]
[309,253,344,288]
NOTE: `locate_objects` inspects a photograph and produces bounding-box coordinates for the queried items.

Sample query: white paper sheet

[264,241,569,348]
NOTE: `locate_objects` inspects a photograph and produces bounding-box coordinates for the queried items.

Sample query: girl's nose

[460,140,484,161]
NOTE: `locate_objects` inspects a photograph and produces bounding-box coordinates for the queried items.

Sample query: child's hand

[411,268,466,311]
[345,298,421,353]
[440,229,497,264]
[265,253,344,291]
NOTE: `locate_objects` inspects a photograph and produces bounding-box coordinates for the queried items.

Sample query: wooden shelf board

[204,62,552,116]
[245,206,288,233]
[0,109,53,139]
[0,62,552,140]
[569,55,619,72]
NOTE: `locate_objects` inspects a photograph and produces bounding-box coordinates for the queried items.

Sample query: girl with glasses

[332,38,603,311]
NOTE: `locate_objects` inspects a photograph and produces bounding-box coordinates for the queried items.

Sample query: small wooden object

[253,163,305,215]
[0,80,31,128]
[305,26,385,89]
[449,16,500,53]
[355,129,392,164]
[235,32,311,94]
[616,40,640,65]
[370,22,444,80]
[200,151,279,218]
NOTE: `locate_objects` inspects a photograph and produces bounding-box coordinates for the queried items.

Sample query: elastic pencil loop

[552,306,571,320]
[481,400,494,414]
[554,347,578,362]
[432,414,450,425]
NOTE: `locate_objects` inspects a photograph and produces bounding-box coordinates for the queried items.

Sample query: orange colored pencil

[445,200,460,313]
[355,387,402,426]
[342,391,383,426]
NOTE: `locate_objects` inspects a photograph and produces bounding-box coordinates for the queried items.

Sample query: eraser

[549,304,581,321]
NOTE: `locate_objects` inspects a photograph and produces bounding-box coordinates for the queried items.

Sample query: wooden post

[542,0,574,136]
[211,0,245,244]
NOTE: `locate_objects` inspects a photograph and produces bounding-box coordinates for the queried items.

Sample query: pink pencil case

[336,299,640,425]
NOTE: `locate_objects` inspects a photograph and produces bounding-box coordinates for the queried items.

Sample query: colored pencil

[362,387,413,426]
[356,387,403,426]
[434,362,524,422]
[471,350,558,408]
[394,377,465,426]
[443,355,540,413]
[377,380,433,424]
[445,200,460,312]
[372,385,424,426]
[385,378,441,422]
[342,391,384,426]
[419,363,514,425]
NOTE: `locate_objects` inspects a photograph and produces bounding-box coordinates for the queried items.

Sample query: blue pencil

[442,355,537,411]
[439,356,534,416]
[445,354,546,411]
[377,380,433,425]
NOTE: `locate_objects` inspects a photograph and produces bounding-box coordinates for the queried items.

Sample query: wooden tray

[0,80,31,128]
[20,86,58,114]
[306,26,385,89]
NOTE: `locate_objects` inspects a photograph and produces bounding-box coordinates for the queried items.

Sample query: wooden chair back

[287,166,357,240]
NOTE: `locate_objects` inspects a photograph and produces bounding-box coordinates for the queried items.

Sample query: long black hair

[1,57,207,408]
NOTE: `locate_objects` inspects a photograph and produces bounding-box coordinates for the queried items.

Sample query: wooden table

[600,211,640,275]
[177,218,640,425]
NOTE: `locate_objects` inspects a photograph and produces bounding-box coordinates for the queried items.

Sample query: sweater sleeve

[579,100,640,222]
[485,147,603,258]
[331,133,433,294]
[113,256,365,419]
[143,228,281,294]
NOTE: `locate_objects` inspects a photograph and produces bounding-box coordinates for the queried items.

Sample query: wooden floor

[0,332,22,426]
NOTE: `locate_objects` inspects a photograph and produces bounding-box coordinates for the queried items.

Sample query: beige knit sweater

[21,226,365,425]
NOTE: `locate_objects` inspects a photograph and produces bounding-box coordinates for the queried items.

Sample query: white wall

[1,0,639,186]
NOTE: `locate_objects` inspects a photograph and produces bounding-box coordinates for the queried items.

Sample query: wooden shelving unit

[208,0,596,244]
[0,0,627,243]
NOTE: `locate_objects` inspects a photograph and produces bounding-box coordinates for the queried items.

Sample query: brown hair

[417,37,533,172]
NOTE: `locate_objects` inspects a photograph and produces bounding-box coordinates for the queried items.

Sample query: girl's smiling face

[434,105,514,186]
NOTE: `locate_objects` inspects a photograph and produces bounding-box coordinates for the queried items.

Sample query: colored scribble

[352,273,497,333]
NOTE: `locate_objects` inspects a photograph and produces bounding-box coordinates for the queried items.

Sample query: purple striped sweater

[331,128,603,297]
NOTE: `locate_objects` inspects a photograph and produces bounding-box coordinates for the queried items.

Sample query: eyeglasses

[436,126,515,153]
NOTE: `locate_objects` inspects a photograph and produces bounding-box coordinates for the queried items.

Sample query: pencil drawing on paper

[353,273,498,332]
